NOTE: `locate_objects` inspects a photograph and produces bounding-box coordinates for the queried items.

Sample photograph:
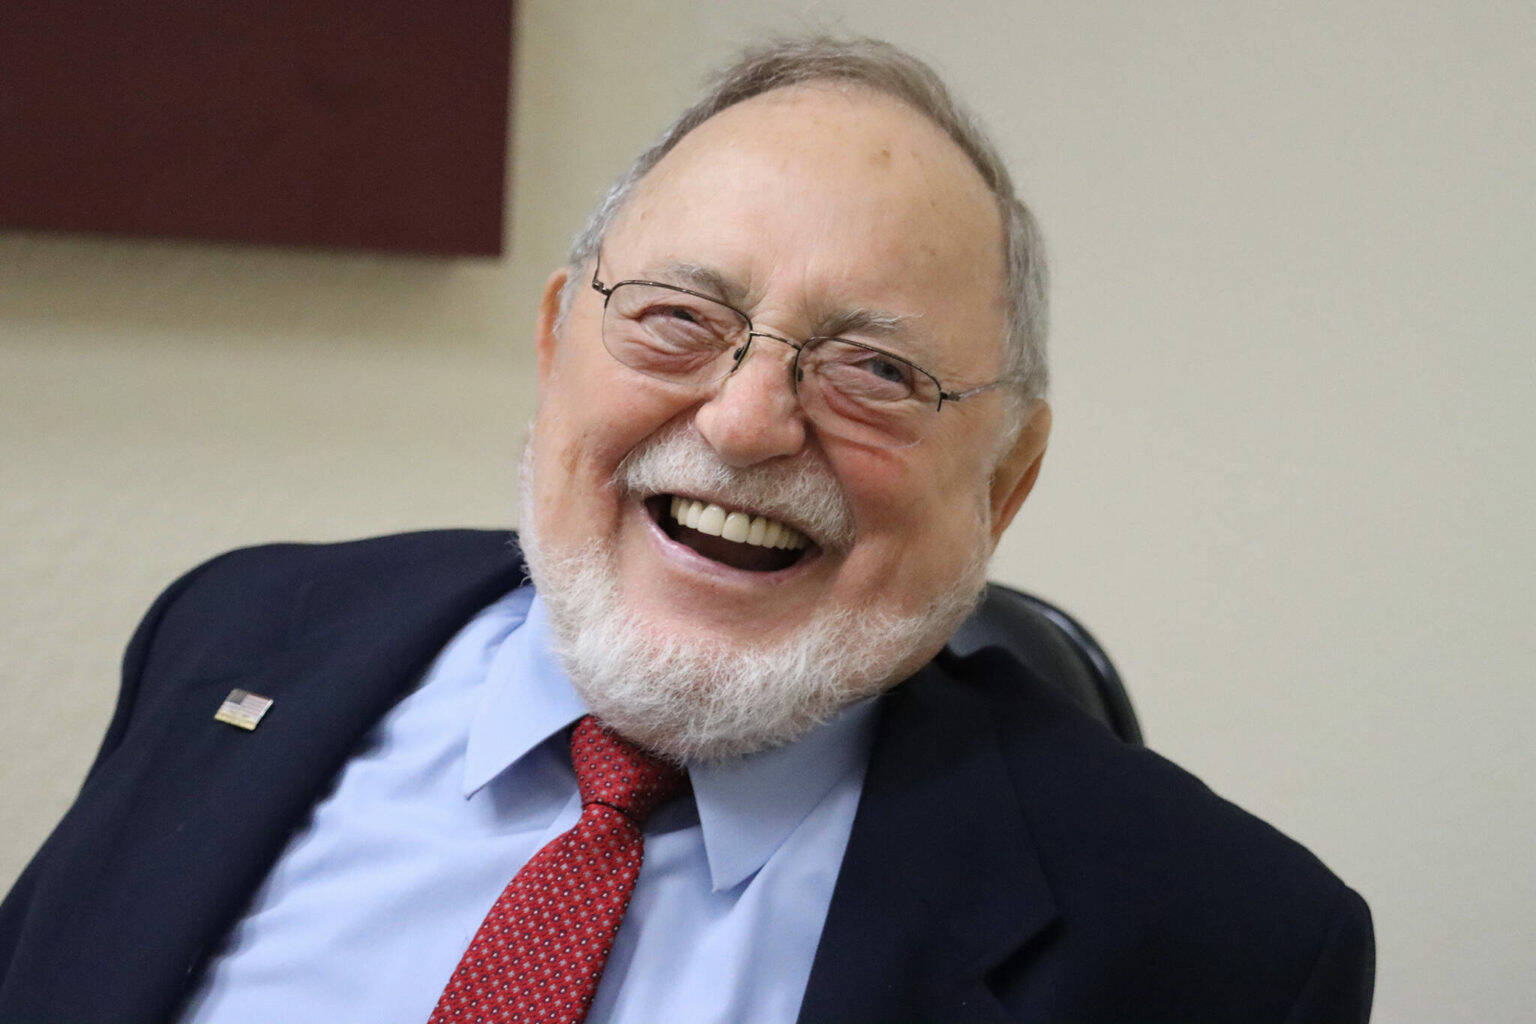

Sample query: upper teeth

[669,496,809,550]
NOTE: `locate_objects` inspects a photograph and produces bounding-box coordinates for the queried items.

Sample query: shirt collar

[463,590,881,893]
[689,696,878,892]
[463,592,588,796]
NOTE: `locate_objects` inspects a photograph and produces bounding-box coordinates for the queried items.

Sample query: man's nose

[692,335,808,467]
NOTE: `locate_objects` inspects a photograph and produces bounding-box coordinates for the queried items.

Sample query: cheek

[836,449,963,535]
[832,448,992,588]
[830,455,952,574]
[534,370,698,513]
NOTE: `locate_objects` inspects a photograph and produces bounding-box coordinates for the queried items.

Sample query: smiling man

[0,37,1372,1024]
[520,77,1048,765]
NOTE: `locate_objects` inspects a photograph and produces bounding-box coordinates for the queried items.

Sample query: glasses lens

[798,338,938,448]
[602,283,748,385]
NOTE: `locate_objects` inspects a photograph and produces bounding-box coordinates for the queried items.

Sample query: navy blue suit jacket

[0,530,1373,1022]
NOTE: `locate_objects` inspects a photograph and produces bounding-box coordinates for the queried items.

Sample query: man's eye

[657,305,702,325]
[813,344,917,402]
[631,303,733,355]
[641,306,716,334]
[841,351,915,389]
[859,355,910,384]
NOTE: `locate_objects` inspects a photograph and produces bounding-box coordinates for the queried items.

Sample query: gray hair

[560,36,1049,413]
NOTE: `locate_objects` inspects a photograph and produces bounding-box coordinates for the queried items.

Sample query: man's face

[528,85,1048,694]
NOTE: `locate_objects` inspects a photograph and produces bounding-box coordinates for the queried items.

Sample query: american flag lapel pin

[213,688,274,731]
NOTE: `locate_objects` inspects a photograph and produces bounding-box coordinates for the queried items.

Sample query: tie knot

[569,716,686,823]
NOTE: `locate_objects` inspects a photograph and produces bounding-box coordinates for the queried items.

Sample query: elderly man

[0,37,1372,1024]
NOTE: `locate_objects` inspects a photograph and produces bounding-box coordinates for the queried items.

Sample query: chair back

[947,584,1142,745]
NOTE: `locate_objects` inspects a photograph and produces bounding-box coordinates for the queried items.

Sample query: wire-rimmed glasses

[590,254,1008,449]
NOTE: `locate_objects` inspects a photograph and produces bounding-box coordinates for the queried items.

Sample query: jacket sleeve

[1286,885,1376,1023]
[0,552,232,985]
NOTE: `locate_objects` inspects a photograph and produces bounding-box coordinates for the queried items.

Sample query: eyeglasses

[590,253,1009,449]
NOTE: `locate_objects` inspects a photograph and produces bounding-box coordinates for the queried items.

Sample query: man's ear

[534,267,571,387]
[988,401,1052,543]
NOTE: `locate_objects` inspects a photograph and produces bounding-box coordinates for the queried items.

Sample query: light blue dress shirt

[179,587,877,1024]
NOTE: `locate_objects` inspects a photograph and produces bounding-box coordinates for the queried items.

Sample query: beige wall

[3,2,1531,1019]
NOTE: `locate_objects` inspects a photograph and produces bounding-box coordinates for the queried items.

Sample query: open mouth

[644,494,815,573]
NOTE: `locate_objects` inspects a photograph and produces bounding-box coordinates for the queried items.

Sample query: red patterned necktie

[428,715,686,1024]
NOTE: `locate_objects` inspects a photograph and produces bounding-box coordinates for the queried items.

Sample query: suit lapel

[798,658,1058,1023]
[1,532,526,1024]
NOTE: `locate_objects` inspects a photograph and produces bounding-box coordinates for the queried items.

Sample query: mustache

[615,425,856,551]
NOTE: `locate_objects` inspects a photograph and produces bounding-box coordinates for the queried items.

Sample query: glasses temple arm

[938,378,1012,409]
[590,254,613,298]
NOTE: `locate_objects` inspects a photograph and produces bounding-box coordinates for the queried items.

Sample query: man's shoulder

[946,646,1352,873]
[169,528,523,592]
[126,529,527,687]
[933,646,1371,992]
[152,528,521,617]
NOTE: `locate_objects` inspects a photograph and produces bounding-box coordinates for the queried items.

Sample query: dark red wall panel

[0,1,512,255]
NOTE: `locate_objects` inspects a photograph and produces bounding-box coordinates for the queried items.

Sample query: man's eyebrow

[641,260,922,346]
[815,307,918,341]
[643,261,742,305]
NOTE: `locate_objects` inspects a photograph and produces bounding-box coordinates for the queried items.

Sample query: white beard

[517,427,990,763]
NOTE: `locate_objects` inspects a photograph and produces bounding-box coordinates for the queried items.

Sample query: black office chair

[947,583,1142,745]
